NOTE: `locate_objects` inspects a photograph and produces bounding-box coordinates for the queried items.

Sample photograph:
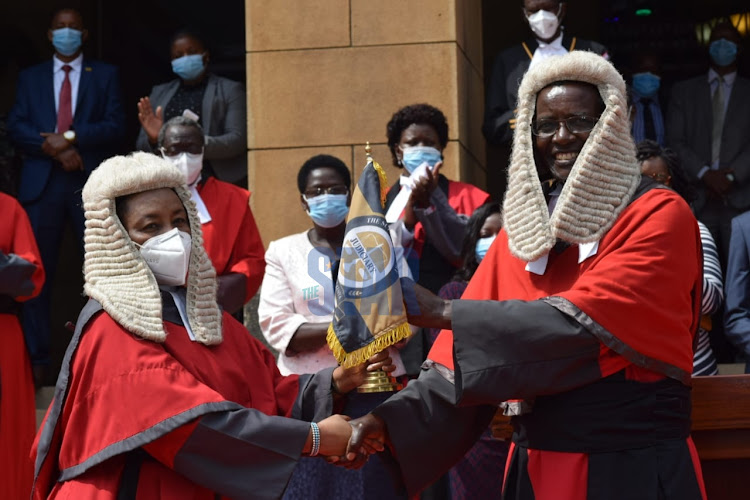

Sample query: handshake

[306,413,387,470]
[308,350,395,468]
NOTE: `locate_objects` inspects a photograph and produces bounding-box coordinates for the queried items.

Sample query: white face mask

[137,228,192,286]
[526,6,561,40]
[166,152,203,186]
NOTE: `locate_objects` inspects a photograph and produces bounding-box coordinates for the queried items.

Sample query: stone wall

[246,0,485,245]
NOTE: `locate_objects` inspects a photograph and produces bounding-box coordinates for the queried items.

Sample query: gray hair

[157,116,205,148]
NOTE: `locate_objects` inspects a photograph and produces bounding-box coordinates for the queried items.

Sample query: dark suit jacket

[666,74,750,212]
[724,211,750,366]
[482,35,608,146]
[135,74,247,184]
[7,59,125,203]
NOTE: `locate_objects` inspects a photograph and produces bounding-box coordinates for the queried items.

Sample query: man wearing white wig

[346,51,707,499]
[31,152,394,499]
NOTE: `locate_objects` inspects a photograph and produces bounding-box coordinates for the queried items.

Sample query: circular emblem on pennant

[339,223,394,295]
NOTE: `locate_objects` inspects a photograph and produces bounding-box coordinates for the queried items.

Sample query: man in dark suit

[667,21,750,271]
[482,0,608,146]
[7,7,124,383]
[629,51,666,146]
[725,211,750,373]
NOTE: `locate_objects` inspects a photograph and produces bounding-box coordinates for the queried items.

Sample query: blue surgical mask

[709,39,738,67]
[475,235,496,262]
[631,72,661,98]
[305,193,349,228]
[401,146,442,174]
[172,54,206,81]
[52,28,82,57]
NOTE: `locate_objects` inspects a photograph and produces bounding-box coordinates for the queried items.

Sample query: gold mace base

[357,370,403,393]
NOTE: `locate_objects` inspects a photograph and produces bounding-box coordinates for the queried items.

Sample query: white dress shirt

[529,33,568,70]
[698,69,737,176]
[53,54,83,123]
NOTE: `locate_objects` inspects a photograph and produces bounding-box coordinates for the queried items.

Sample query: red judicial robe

[374,183,707,499]
[32,298,336,499]
[0,192,45,500]
[198,177,265,303]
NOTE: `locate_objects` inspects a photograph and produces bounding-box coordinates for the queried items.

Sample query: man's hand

[410,161,442,208]
[55,148,84,172]
[401,280,452,330]
[331,350,396,394]
[340,413,387,469]
[40,132,71,157]
[703,168,734,197]
[137,97,163,145]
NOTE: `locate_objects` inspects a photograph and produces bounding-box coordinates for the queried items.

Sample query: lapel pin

[85,67,92,72]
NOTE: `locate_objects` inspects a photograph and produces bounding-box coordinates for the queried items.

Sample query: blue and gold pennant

[326,150,411,368]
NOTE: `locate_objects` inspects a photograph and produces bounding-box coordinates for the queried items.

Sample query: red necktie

[57,65,73,133]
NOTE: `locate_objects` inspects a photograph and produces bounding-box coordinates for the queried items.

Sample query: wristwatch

[63,130,76,143]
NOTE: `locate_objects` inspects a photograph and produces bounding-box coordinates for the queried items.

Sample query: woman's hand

[331,350,396,394]
[312,414,352,460]
[410,161,442,208]
[137,97,164,145]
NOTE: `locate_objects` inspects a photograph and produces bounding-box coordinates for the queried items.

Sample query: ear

[300,194,309,211]
[47,29,53,43]
[203,51,210,66]
[81,29,89,43]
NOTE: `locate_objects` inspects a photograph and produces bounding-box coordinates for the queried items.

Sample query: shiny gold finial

[365,141,372,158]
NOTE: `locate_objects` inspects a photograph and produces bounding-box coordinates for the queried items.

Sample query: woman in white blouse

[259,154,408,499]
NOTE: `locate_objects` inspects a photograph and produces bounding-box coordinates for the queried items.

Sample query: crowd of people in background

[2,1,750,499]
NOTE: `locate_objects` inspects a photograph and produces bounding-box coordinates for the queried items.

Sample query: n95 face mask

[137,228,192,286]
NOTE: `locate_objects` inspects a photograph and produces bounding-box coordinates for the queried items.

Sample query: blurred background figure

[667,21,750,272]
[629,51,666,146]
[0,191,44,500]
[157,117,264,318]
[483,0,608,148]
[7,7,124,386]
[637,139,722,376]
[724,212,750,374]
[426,201,509,499]
[137,30,247,186]
[259,154,408,499]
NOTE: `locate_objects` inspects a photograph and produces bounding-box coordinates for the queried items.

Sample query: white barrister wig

[503,50,641,262]
[81,151,222,344]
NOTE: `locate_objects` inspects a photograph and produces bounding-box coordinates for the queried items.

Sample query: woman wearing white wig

[346,51,707,499]
[31,152,393,499]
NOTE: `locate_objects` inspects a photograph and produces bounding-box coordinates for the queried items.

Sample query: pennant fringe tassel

[370,159,389,208]
[327,320,412,369]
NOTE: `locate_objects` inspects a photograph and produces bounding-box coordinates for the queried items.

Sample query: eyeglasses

[160,145,204,157]
[303,186,349,198]
[530,116,599,138]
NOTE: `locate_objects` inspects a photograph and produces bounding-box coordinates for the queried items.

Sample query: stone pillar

[246,0,485,245]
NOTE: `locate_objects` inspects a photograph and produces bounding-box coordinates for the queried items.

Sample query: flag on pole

[326,147,411,368]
